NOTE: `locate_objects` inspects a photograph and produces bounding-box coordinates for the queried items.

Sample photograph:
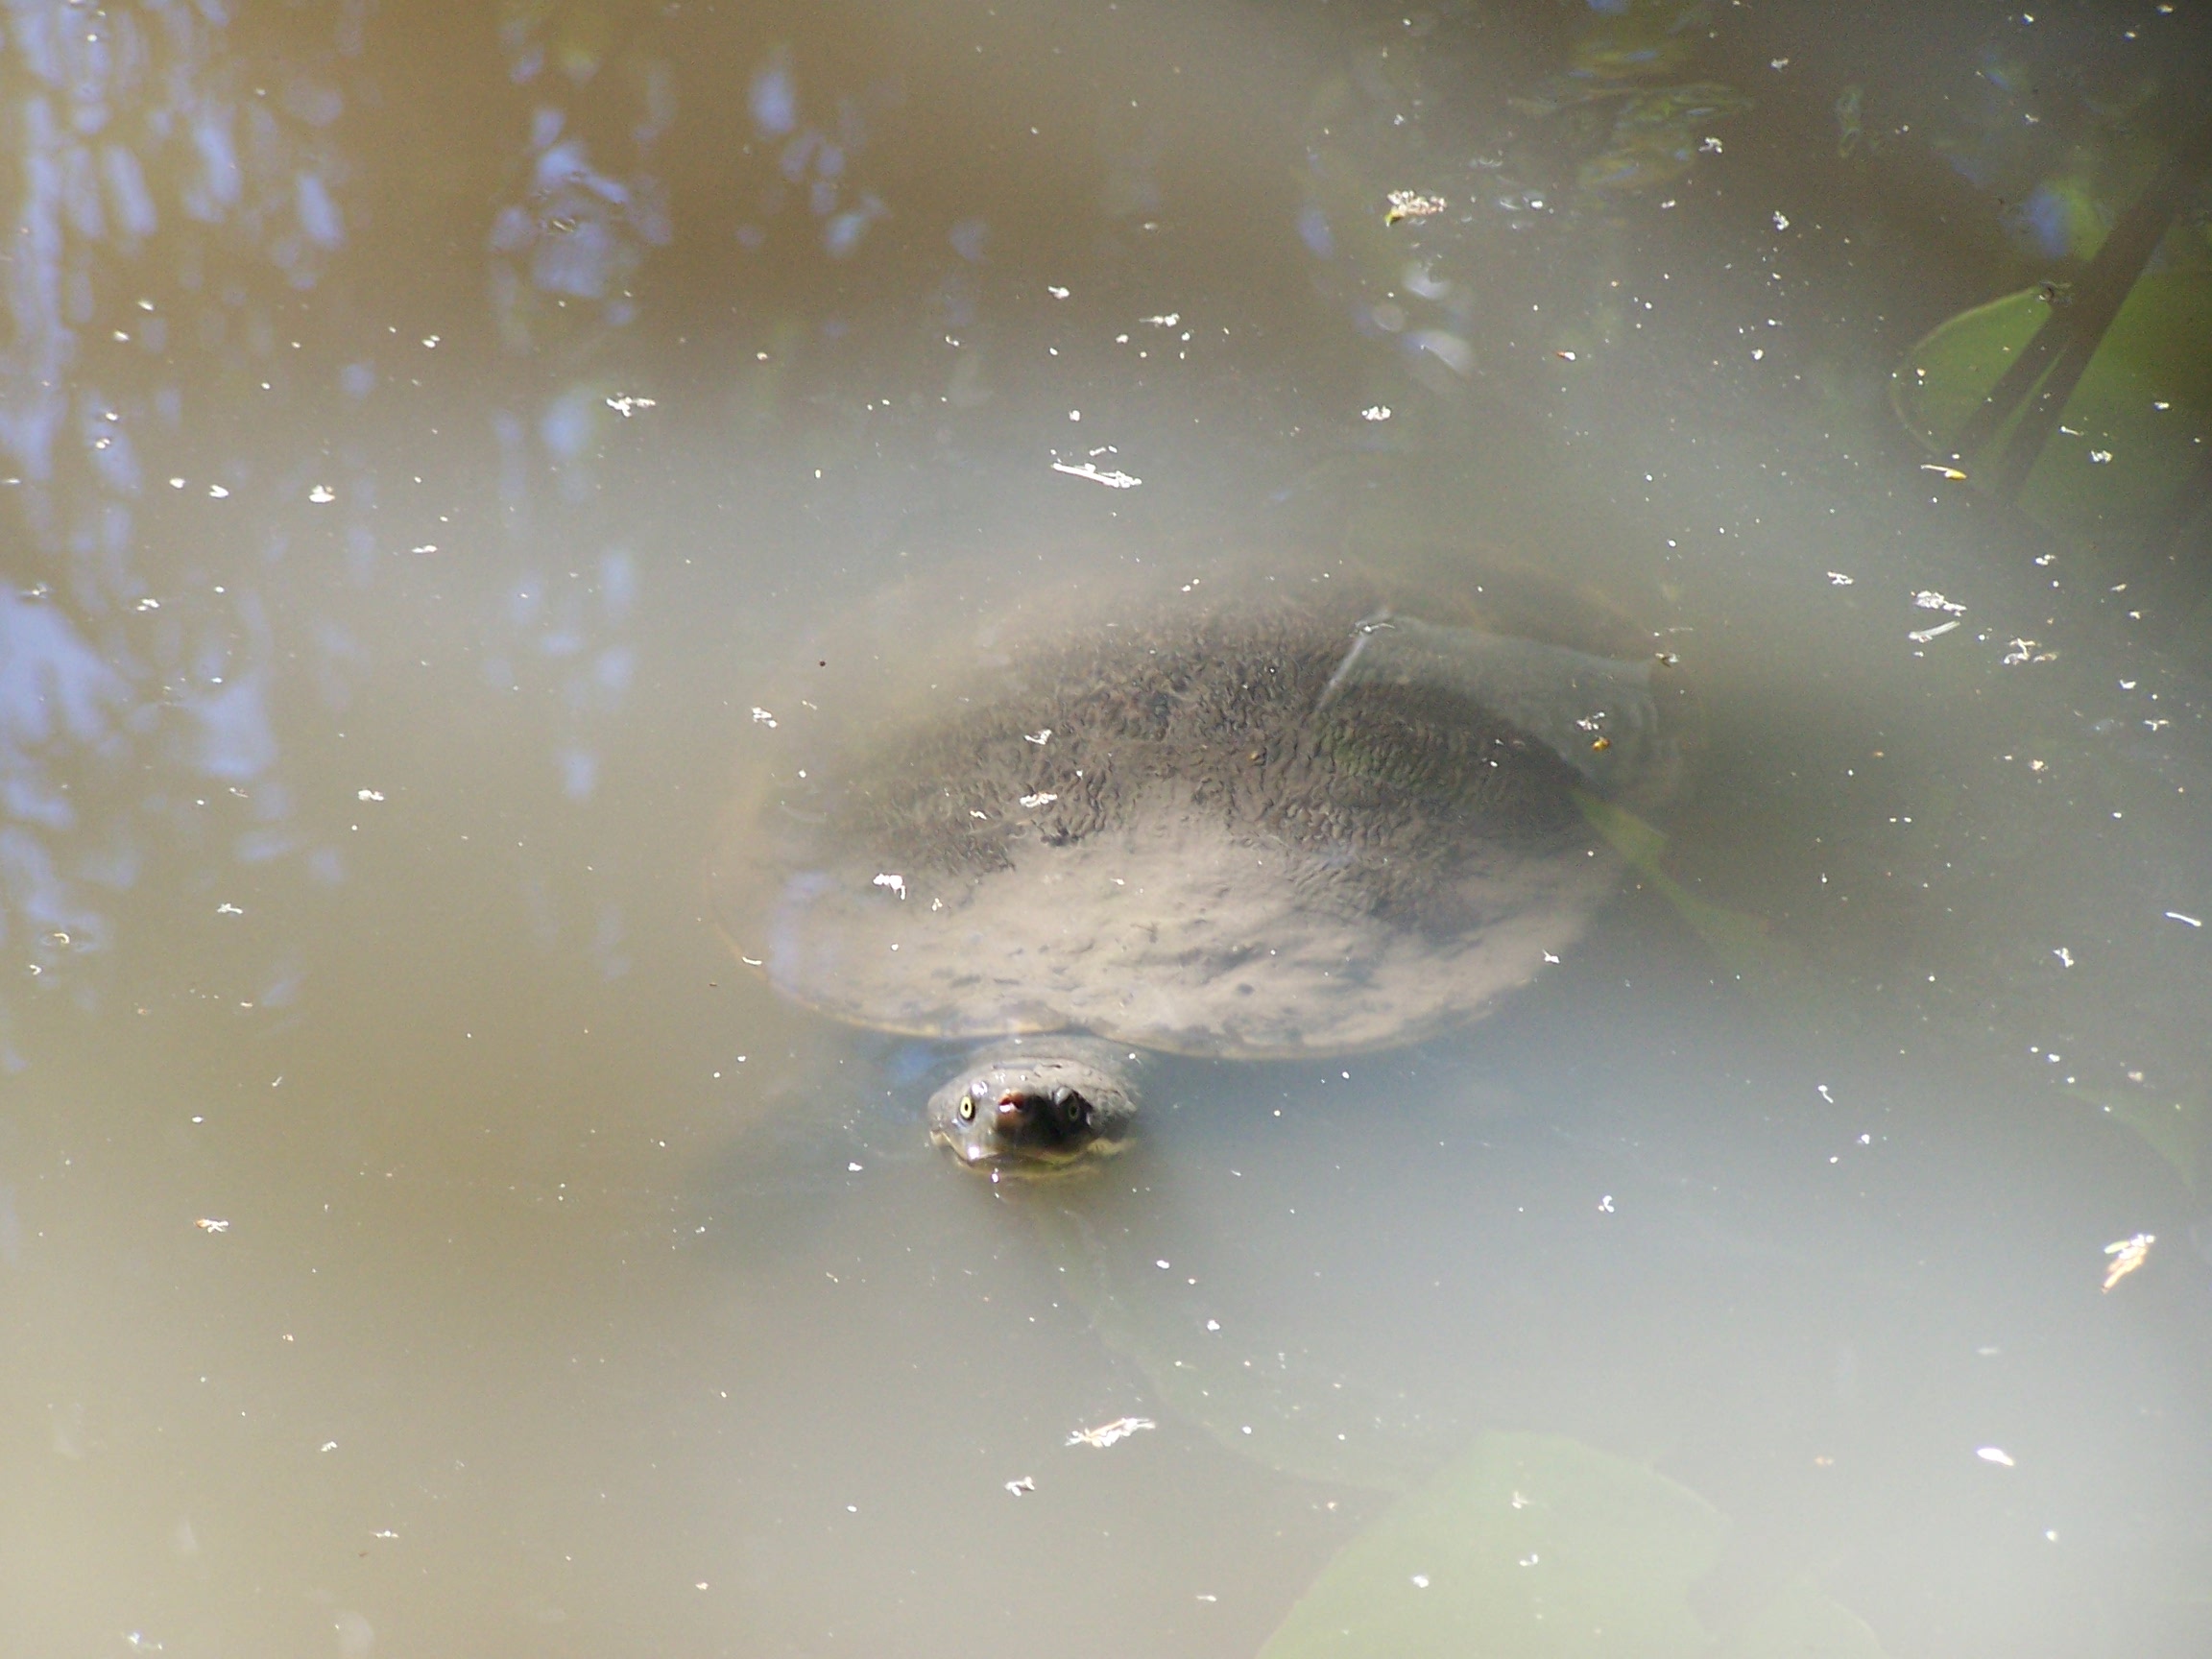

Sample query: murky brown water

[5,2,2210,1654]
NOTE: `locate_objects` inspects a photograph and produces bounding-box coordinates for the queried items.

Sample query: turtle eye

[956,1094,976,1122]
[1054,1087,1088,1128]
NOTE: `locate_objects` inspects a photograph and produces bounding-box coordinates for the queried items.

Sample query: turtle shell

[711,570,1688,1059]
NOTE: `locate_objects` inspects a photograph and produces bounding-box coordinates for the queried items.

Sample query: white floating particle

[873,873,907,900]
[1361,405,1392,421]
[1067,1416,1154,1449]
[1004,1476,1036,1496]
[2165,911,2201,927]
[1908,620,1960,643]
[1827,571,1854,586]
[169,476,186,489]
[1977,1446,2015,1467]
[308,484,335,503]
[2053,947,2074,967]
[848,1162,864,1173]
[1410,1575,1431,1589]
[751,707,777,727]
[208,484,229,497]
[356,789,384,802]
[1142,313,1181,326]
[195,1217,230,1233]
[1772,210,1790,229]
[1047,285,1070,298]
[1020,792,1059,809]
[1023,729,1053,745]
[1050,461,1141,488]
[2102,1233,2153,1290]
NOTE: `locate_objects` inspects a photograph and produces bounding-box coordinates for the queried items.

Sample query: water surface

[4,2,2210,1654]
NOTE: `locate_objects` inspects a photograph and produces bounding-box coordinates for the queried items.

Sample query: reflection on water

[3,1,2210,1654]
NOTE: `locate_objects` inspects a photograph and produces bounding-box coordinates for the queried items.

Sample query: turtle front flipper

[1320,612,1687,803]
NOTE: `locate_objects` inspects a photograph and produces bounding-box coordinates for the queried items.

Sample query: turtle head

[926,1039,1142,1175]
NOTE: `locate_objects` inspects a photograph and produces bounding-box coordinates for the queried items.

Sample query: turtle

[711,564,1689,1173]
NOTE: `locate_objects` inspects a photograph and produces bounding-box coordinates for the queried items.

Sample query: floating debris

[1361,405,1392,421]
[1908,620,1960,643]
[195,1217,230,1233]
[1022,730,1053,746]
[1911,590,1967,613]
[1050,461,1142,489]
[1019,791,1059,809]
[1827,571,1855,586]
[1920,462,1968,480]
[2165,911,2202,928]
[1976,1446,2016,1468]
[1068,1415,1155,1449]
[1004,1476,1036,1496]
[872,873,907,900]
[605,395,657,417]
[307,485,335,503]
[751,707,778,727]
[2102,1233,2154,1290]
[1384,190,1448,225]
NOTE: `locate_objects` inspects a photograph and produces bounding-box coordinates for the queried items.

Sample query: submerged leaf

[1260,1432,1885,1658]
[1576,793,1805,984]
[1889,272,2212,543]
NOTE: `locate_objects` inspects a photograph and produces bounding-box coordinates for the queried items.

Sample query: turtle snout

[995,1086,1091,1140]
[995,1083,1088,1141]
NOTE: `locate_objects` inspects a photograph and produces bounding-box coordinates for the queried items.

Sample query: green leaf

[1576,793,1805,985]
[1889,272,2212,543]
[1260,1432,1886,1659]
